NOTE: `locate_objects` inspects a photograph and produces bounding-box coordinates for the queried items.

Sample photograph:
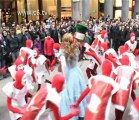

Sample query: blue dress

[60,55,88,119]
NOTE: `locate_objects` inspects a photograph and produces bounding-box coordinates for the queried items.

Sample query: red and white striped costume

[112,65,139,111]
[2,70,34,120]
[8,55,33,80]
[92,30,109,51]
[32,54,50,84]
[102,48,121,77]
[83,43,102,78]
[85,75,119,120]
[21,83,60,120]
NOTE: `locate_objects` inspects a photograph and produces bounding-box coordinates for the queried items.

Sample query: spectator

[34,35,43,54]
[111,22,120,51]
[88,23,94,40]
[16,24,22,35]
[50,21,59,43]
[7,28,20,63]
[2,30,11,67]
[20,27,31,47]
[44,33,55,62]
[119,25,126,46]
[29,26,37,42]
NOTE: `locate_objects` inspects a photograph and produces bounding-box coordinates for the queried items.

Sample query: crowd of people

[0,16,139,76]
[1,15,139,120]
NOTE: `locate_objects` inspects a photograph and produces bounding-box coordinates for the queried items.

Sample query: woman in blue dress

[59,33,88,120]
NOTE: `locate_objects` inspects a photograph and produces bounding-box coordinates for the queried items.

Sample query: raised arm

[7,97,23,114]
[60,55,67,77]
[71,87,90,108]
[48,101,79,120]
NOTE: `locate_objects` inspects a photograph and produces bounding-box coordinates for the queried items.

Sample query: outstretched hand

[70,107,80,116]
[70,102,79,109]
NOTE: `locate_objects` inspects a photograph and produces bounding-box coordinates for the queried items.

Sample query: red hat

[130,32,136,38]
[102,59,112,77]
[100,43,108,52]
[119,54,130,65]
[101,30,107,38]
[53,43,60,50]
[33,48,40,58]
[15,57,24,71]
[104,48,117,58]
[26,39,33,48]
[118,45,128,55]
[52,72,65,93]
[133,98,139,112]
[15,70,25,85]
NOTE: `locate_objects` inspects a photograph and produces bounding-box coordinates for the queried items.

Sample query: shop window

[90,0,99,18]
[115,10,121,19]
[27,0,39,21]
[42,0,57,19]
[99,0,104,3]
[61,0,72,17]
[114,0,122,7]
[17,0,26,23]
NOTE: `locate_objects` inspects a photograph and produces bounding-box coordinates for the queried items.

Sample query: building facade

[0,0,139,24]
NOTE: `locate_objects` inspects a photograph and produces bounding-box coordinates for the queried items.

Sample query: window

[61,0,72,17]
[27,0,39,21]
[42,0,57,19]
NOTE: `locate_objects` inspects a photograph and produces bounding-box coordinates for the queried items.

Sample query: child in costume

[2,70,34,120]
[59,32,88,120]
[20,73,80,120]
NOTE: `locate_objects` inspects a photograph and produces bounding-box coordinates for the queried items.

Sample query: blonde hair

[61,33,80,66]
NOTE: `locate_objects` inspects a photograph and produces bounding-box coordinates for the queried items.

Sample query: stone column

[104,0,113,18]
[133,0,139,19]
[57,0,61,20]
[72,0,82,21]
[38,0,43,21]
[122,0,129,21]
[82,0,90,20]
[72,0,90,21]
[0,0,2,9]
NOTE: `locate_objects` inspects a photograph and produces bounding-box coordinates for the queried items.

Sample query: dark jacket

[7,35,19,52]
[50,28,59,43]
[119,29,126,45]
[20,33,32,47]
[34,39,43,54]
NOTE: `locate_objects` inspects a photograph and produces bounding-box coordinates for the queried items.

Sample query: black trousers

[45,55,54,62]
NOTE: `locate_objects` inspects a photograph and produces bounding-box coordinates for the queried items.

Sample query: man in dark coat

[50,22,59,43]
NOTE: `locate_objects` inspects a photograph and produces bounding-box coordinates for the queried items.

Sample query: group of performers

[2,23,139,120]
